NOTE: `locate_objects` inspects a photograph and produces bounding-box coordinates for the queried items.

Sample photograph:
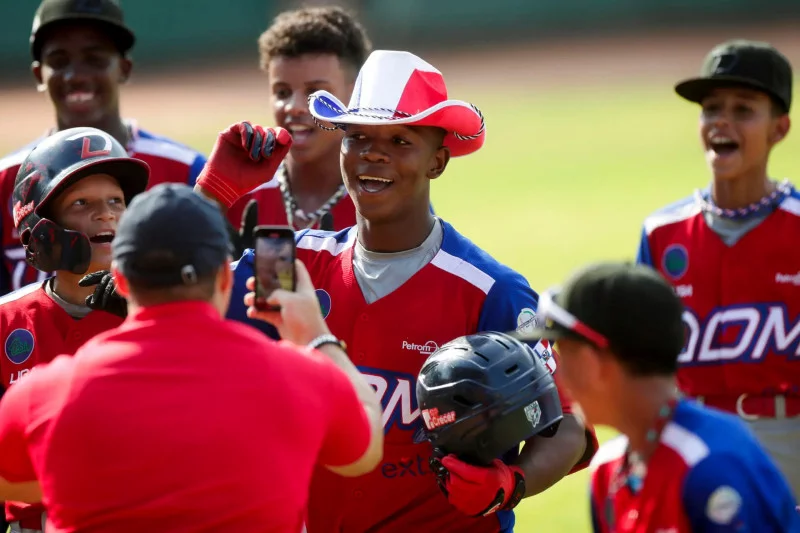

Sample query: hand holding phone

[253,226,296,311]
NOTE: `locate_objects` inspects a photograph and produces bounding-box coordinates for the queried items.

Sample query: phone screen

[254,230,296,309]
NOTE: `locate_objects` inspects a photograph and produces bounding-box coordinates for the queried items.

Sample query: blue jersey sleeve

[477,270,539,334]
[186,152,207,187]
[683,453,800,532]
[226,249,280,339]
[635,226,653,266]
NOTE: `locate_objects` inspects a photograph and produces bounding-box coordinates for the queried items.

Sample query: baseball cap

[31,0,136,61]
[514,263,686,373]
[113,183,233,288]
[675,39,793,113]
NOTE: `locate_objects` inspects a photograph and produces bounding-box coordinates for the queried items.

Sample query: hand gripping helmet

[13,127,149,274]
[416,332,563,466]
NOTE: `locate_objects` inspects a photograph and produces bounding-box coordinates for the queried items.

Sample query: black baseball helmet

[31,0,136,61]
[13,127,149,274]
[416,332,563,466]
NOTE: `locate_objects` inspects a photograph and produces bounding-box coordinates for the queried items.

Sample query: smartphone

[253,225,296,311]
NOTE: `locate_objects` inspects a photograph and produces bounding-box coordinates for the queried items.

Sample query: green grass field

[2,77,798,532]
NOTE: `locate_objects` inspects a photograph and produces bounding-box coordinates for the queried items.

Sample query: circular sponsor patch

[516,308,537,335]
[706,486,742,525]
[662,244,689,280]
[315,289,332,319]
[5,329,34,365]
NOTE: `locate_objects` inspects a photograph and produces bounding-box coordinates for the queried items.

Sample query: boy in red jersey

[516,262,800,532]
[636,40,800,496]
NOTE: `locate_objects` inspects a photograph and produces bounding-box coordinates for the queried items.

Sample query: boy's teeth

[359,176,392,183]
[66,92,94,103]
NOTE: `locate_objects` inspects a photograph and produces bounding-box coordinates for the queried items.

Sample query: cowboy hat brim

[309,90,485,157]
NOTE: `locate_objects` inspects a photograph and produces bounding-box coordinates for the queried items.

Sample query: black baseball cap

[31,0,136,61]
[113,183,233,288]
[675,39,793,113]
[514,263,686,375]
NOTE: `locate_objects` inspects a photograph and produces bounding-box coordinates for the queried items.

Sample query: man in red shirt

[0,182,383,533]
[0,0,207,296]
[0,125,150,531]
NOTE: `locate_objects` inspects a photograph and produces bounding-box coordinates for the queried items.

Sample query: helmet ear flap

[26,218,92,274]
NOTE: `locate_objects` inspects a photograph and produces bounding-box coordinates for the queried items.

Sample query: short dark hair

[258,6,372,77]
[122,250,219,304]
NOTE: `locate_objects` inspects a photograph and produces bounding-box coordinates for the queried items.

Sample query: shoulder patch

[516,308,537,335]
[5,328,34,364]
[705,485,742,525]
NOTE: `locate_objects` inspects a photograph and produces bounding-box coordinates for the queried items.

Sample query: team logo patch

[662,244,689,280]
[5,329,34,365]
[524,400,542,428]
[315,289,332,319]
[705,486,742,524]
[516,308,537,335]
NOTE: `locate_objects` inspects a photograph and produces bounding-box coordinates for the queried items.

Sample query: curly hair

[258,6,372,78]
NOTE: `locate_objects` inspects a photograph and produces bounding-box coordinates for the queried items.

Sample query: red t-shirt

[0,301,370,533]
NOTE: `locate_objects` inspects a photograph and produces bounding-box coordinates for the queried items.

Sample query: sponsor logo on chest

[776,271,800,286]
[401,339,439,356]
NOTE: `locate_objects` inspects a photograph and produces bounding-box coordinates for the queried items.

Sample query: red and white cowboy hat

[308,50,486,157]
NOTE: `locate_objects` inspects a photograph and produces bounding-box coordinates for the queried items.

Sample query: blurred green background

[1,0,799,531]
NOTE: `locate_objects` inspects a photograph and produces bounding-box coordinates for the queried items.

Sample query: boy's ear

[773,114,791,144]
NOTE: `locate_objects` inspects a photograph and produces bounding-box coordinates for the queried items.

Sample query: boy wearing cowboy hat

[72,49,597,532]
[216,50,597,533]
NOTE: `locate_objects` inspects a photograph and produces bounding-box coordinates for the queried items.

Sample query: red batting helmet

[13,127,149,274]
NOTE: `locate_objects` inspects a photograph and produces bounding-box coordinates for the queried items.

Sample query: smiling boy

[218,50,596,533]
[636,39,800,496]
[0,0,206,296]
[227,6,371,233]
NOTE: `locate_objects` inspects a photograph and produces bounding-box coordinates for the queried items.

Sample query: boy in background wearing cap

[0,127,150,532]
[514,262,800,532]
[0,182,384,533]
[196,50,597,533]
[0,0,207,297]
[636,39,800,497]
[228,6,372,243]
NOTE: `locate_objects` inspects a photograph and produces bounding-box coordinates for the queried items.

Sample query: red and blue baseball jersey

[228,220,592,533]
[0,123,207,295]
[636,188,800,406]
[0,280,123,525]
[590,399,800,532]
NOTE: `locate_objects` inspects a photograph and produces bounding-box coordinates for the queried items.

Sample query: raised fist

[196,122,292,208]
